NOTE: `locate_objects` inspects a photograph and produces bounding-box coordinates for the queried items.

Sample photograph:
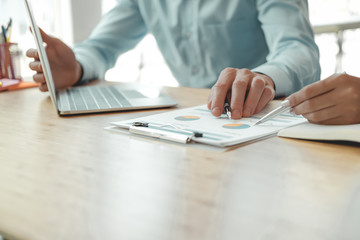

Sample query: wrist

[75,61,83,84]
[257,72,275,89]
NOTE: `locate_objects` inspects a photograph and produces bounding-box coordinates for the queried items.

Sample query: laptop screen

[24,0,58,109]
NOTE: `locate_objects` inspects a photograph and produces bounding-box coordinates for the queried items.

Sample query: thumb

[29,26,56,45]
[38,27,56,44]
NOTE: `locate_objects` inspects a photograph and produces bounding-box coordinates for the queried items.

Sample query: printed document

[110,101,306,147]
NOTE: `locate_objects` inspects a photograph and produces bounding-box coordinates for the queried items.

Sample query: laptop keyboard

[58,86,132,111]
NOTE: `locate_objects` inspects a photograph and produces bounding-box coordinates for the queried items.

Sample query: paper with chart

[110,102,307,147]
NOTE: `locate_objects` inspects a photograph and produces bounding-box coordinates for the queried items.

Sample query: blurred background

[1,0,360,87]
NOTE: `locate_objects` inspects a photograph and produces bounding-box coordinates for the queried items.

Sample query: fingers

[38,83,49,92]
[229,70,252,119]
[254,85,275,114]
[300,99,356,125]
[209,68,237,117]
[26,48,39,60]
[32,73,48,92]
[287,74,340,107]
[243,74,275,116]
[292,88,337,116]
[208,68,276,119]
[27,48,45,92]
[243,77,265,117]
[32,73,46,84]
[302,105,340,124]
[207,91,214,110]
[29,61,43,72]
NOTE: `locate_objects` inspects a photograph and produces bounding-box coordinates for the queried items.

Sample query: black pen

[224,97,232,120]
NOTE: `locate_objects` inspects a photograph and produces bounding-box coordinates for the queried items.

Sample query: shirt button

[192,66,199,74]
[185,31,192,39]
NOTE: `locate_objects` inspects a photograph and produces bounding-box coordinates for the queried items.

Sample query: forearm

[73,0,147,83]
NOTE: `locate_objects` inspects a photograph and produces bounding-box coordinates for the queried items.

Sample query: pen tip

[227,112,232,120]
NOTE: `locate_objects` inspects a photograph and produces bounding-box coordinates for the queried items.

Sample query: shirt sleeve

[73,0,147,84]
[252,0,321,97]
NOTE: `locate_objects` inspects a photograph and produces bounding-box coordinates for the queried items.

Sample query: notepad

[109,102,307,147]
[278,122,360,143]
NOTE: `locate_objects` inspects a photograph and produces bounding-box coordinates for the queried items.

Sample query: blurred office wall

[71,0,102,43]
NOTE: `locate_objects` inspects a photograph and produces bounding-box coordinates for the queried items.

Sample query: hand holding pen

[286,73,360,125]
[207,68,275,120]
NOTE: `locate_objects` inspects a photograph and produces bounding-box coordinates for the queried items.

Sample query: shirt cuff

[73,47,105,84]
[252,64,292,97]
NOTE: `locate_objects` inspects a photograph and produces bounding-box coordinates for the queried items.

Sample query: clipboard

[109,103,307,147]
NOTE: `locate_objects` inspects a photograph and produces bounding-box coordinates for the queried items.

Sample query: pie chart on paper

[175,116,201,121]
[222,123,251,129]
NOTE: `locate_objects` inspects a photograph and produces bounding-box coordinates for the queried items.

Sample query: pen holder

[0,42,22,80]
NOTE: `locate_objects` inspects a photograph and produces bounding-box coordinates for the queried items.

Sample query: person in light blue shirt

[27,0,320,119]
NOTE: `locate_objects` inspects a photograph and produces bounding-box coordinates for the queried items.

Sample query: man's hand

[208,68,275,119]
[287,73,360,125]
[26,28,82,92]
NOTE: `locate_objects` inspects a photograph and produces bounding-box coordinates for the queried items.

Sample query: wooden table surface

[0,82,360,240]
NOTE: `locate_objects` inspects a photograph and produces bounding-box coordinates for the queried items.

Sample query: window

[309,0,360,78]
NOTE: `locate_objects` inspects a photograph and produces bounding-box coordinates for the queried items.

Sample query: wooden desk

[0,83,360,240]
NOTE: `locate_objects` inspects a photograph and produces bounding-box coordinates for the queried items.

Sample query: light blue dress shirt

[73,0,320,97]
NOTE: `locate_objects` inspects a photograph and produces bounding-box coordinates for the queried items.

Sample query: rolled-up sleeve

[73,0,147,83]
[252,0,321,97]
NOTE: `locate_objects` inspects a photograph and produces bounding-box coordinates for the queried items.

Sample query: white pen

[254,100,291,126]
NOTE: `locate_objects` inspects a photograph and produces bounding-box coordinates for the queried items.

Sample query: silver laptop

[24,0,177,116]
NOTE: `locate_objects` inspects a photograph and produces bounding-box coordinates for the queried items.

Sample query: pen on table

[254,100,291,126]
[224,96,232,120]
